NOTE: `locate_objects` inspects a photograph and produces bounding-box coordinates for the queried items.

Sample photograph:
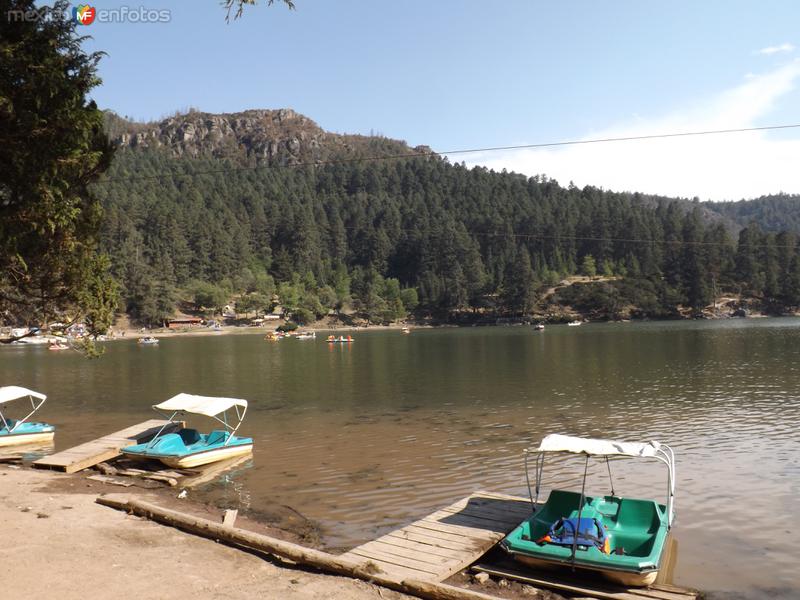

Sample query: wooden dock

[33,419,182,473]
[341,491,533,582]
[342,491,697,600]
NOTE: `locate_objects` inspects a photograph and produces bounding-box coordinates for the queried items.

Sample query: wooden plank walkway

[33,419,182,473]
[341,491,533,583]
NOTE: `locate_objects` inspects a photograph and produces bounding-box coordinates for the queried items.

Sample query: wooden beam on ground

[471,562,698,600]
[96,495,504,600]
[33,420,183,473]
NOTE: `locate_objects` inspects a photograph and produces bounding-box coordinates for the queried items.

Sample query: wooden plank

[222,509,238,528]
[472,563,697,600]
[348,548,443,576]
[33,420,182,473]
[387,529,479,552]
[357,539,463,563]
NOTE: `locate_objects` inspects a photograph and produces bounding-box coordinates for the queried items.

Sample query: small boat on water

[138,336,159,345]
[295,331,316,340]
[327,335,354,343]
[401,326,411,334]
[533,323,545,331]
[501,434,676,587]
[0,386,56,447]
[265,331,282,341]
[567,320,583,327]
[48,340,69,351]
[121,393,253,468]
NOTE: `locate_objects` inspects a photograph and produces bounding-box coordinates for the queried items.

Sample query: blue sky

[82,1,800,200]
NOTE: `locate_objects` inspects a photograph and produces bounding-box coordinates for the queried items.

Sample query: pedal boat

[0,386,56,447]
[500,434,675,587]
[121,393,253,468]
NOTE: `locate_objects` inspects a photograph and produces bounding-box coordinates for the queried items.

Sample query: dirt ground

[0,466,410,600]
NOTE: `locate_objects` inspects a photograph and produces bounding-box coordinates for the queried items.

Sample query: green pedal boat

[500,434,675,587]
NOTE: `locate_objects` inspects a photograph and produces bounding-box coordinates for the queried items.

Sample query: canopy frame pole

[5,394,47,433]
[605,456,615,497]
[524,450,534,510]
[148,409,180,448]
[225,403,247,446]
[571,453,590,569]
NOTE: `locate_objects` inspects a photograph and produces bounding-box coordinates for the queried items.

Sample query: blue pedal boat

[0,386,56,447]
[500,434,676,587]
[121,393,253,468]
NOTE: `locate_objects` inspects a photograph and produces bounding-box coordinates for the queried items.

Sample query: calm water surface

[2,319,799,598]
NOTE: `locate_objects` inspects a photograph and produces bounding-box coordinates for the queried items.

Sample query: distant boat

[138,336,159,345]
[327,335,354,343]
[295,331,316,340]
[48,340,69,351]
[121,393,253,468]
[0,386,56,447]
[533,324,545,331]
[401,326,411,334]
[567,320,583,327]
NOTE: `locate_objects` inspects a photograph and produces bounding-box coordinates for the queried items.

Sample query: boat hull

[0,430,55,447]
[122,443,254,469]
[510,553,658,587]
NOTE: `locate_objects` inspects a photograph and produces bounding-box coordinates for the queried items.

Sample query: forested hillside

[92,110,800,326]
[704,194,800,234]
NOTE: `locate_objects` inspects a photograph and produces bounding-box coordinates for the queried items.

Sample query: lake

[2,319,798,598]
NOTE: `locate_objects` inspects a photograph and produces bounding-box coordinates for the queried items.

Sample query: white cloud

[448,62,800,201]
[757,43,795,55]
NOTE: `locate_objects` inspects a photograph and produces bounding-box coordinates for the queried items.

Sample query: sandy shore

[1,466,409,600]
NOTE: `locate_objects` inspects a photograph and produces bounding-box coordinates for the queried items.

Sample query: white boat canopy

[150,393,249,447]
[153,393,247,418]
[531,433,662,458]
[0,386,47,404]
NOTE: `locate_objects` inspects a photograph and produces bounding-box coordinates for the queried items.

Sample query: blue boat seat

[1,418,17,432]
[178,428,201,445]
[205,429,230,446]
[149,432,188,453]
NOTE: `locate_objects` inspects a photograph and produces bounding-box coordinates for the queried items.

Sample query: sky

[78,0,800,201]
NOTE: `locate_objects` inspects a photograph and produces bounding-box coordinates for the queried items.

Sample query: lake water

[2,320,799,598]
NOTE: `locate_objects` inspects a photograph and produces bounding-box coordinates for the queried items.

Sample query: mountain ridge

[104,108,431,167]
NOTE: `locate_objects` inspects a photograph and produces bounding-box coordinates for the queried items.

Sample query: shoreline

[3,463,572,600]
[1,464,410,600]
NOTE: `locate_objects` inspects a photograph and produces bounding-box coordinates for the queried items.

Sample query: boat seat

[608,498,663,557]
[615,498,661,532]
[525,490,594,540]
[1,418,17,431]
[205,429,230,446]
[178,428,201,445]
[149,433,188,452]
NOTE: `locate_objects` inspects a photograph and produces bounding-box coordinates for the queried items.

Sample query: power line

[349,226,797,250]
[91,122,800,185]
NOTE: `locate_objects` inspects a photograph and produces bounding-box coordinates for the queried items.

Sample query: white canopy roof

[532,434,661,458]
[154,393,248,417]
[0,386,47,404]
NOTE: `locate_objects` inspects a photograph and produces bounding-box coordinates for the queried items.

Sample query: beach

[1,466,408,600]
